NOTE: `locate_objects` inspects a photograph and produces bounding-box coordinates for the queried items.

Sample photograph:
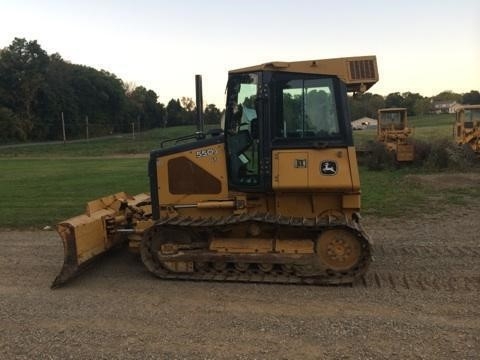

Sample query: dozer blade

[51,192,150,288]
[396,143,414,162]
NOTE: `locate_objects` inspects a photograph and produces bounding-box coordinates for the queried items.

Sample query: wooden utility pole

[137,115,140,138]
[86,116,89,141]
[131,122,135,140]
[61,112,66,144]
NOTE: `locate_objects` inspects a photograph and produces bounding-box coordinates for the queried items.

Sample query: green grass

[408,113,454,128]
[1,158,477,229]
[0,119,477,229]
[359,168,433,217]
[0,125,210,228]
[0,125,200,157]
[409,113,454,142]
[353,113,455,146]
[360,168,412,217]
[0,158,148,228]
[2,116,454,157]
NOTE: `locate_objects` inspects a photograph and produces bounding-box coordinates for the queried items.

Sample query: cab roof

[229,55,378,93]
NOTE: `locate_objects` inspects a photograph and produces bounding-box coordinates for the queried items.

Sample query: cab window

[276,78,340,139]
[225,73,260,187]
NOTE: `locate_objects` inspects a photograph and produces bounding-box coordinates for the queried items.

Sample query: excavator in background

[52,56,379,288]
[377,108,414,162]
[454,105,480,155]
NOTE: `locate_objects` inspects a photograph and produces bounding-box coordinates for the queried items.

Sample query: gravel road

[0,206,479,359]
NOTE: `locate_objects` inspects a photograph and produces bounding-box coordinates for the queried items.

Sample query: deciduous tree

[204,104,222,125]
[462,90,480,105]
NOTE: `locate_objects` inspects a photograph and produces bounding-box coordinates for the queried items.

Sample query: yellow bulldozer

[52,55,379,288]
[454,104,480,155]
[376,107,414,162]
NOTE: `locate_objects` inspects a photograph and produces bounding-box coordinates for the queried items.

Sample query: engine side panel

[272,147,360,191]
[152,142,229,207]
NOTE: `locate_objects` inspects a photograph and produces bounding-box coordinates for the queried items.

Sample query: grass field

[0,126,200,157]
[0,115,477,229]
[0,158,148,228]
[353,113,455,146]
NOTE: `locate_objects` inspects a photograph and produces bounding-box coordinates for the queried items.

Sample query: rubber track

[141,212,371,285]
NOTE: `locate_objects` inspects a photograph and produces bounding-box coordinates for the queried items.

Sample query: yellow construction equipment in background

[377,108,414,162]
[454,105,480,155]
[52,56,379,288]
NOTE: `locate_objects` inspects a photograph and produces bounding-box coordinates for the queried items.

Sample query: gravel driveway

[0,206,479,359]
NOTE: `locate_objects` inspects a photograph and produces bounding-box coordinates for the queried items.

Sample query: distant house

[352,117,377,130]
[450,103,463,113]
[431,100,460,114]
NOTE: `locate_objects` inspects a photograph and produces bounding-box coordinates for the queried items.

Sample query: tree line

[1,38,479,142]
[0,38,222,142]
[348,89,480,120]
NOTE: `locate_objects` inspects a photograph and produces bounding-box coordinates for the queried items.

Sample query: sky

[1,0,479,108]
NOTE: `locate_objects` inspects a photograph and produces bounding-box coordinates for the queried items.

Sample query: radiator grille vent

[349,60,376,80]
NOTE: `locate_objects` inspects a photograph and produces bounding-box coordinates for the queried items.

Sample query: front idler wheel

[316,229,362,272]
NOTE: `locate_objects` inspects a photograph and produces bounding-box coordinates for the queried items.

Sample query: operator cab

[225,70,353,192]
[461,107,480,128]
[378,108,407,131]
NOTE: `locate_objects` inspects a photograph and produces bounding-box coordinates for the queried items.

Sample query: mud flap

[51,192,150,288]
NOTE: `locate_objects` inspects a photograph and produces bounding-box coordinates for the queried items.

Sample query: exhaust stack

[195,74,204,134]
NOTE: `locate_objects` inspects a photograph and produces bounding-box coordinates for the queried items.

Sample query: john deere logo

[320,160,337,175]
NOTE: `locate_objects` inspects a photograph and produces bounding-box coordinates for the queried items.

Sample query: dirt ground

[405,173,480,190]
[1,204,479,359]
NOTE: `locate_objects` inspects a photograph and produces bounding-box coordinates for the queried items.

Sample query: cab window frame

[271,72,351,148]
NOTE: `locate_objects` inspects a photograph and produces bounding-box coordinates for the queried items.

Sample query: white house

[351,117,377,130]
[431,100,460,114]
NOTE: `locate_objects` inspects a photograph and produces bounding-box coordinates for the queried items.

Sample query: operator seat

[228,129,252,184]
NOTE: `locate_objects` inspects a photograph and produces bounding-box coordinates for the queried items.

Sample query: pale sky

[1,0,479,108]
